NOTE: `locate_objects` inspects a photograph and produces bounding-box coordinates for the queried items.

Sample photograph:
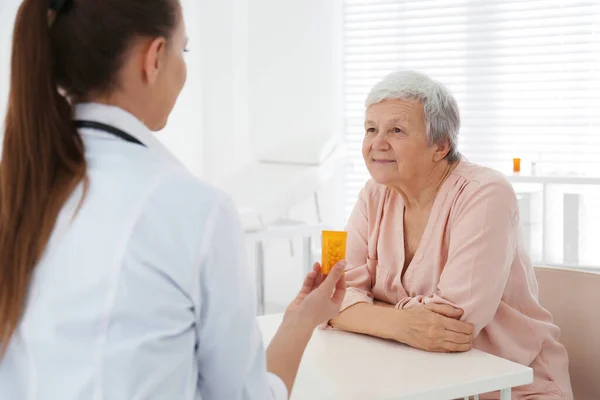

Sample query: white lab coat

[0,103,287,400]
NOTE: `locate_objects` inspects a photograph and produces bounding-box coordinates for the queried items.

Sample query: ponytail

[0,0,86,351]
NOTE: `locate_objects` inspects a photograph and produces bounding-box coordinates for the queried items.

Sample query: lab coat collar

[74,102,181,164]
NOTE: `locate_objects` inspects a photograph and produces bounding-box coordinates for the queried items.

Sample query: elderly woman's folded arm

[333,272,407,341]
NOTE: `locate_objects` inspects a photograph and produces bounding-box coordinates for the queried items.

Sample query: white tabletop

[258,314,533,400]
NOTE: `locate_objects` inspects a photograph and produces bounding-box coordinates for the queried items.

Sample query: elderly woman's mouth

[372,159,396,163]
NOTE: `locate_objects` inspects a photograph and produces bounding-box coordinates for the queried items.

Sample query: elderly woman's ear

[433,138,452,162]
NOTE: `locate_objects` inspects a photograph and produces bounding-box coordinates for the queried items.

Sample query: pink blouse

[342,160,572,399]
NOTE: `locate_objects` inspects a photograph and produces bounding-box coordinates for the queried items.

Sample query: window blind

[342,0,600,217]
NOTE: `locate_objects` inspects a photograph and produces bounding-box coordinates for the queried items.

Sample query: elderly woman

[330,71,572,400]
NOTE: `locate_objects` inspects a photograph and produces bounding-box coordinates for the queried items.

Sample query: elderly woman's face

[363,99,437,187]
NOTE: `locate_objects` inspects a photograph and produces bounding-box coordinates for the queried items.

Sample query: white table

[258,314,533,400]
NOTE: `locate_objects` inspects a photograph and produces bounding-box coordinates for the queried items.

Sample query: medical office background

[0,0,598,312]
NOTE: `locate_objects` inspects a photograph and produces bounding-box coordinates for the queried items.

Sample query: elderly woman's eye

[366,127,376,134]
[393,127,403,134]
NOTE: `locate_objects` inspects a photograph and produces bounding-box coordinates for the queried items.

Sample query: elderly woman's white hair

[366,70,461,162]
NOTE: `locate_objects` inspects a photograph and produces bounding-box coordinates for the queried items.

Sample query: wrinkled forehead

[365,99,425,127]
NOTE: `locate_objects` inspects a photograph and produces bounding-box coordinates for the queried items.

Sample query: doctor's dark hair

[0,0,179,353]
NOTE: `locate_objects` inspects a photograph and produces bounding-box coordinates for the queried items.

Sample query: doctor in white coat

[0,1,346,399]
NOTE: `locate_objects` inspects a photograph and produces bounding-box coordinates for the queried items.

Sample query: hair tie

[48,0,73,27]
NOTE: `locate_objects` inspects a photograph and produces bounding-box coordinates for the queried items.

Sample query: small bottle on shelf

[513,158,521,174]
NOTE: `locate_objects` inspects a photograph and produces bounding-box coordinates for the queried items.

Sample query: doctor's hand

[266,261,346,394]
[284,261,346,329]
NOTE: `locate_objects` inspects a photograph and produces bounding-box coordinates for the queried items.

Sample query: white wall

[0,1,20,124]
[192,0,253,183]
[248,0,343,156]
[156,0,205,177]
[193,0,343,181]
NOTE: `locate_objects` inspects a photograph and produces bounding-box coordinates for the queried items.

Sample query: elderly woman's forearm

[329,303,402,341]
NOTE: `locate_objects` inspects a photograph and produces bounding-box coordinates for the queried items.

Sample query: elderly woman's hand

[398,304,474,353]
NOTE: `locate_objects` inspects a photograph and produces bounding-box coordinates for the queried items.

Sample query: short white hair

[366,70,461,162]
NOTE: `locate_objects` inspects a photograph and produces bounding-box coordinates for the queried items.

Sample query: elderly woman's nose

[372,134,390,150]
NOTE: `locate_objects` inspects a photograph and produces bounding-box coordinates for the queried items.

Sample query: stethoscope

[74,120,146,147]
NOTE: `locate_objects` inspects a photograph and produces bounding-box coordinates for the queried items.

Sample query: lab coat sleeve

[195,195,287,400]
